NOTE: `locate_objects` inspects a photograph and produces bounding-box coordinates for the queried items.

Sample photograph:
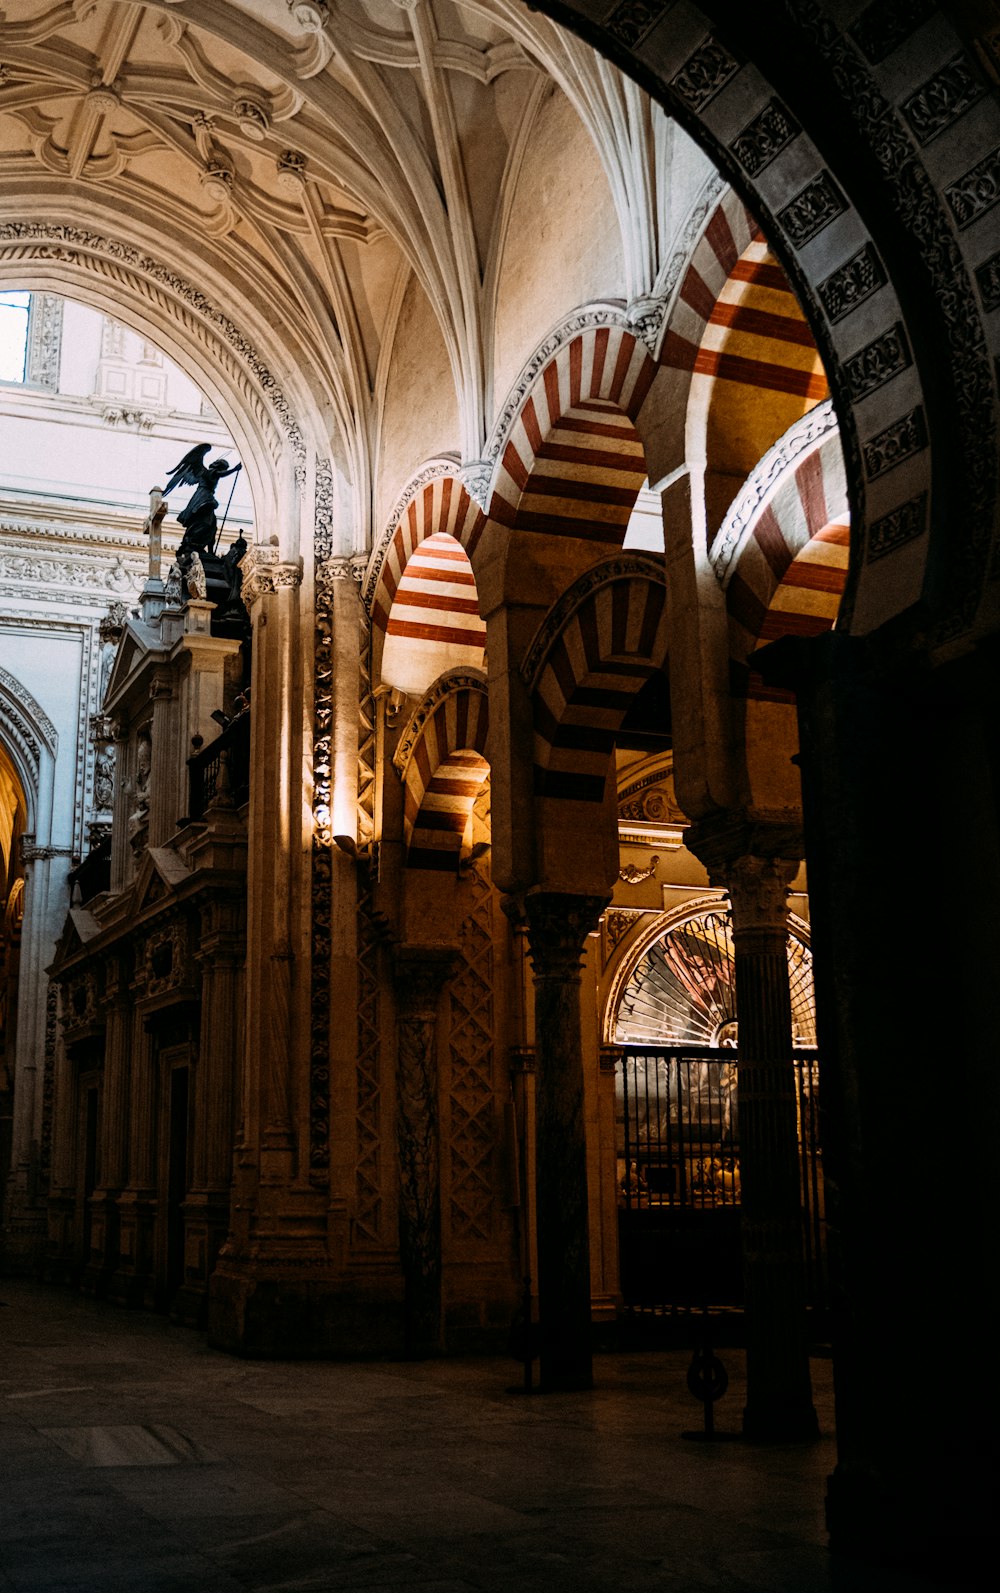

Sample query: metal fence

[617,1044,825,1313]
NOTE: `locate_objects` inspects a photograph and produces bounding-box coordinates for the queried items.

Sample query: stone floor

[0,1280,963,1593]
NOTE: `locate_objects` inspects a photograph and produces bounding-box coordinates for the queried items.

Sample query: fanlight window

[614,908,816,1047]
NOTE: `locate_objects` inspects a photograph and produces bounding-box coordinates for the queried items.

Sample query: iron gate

[617,1045,825,1313]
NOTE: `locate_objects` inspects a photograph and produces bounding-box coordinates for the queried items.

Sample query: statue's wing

[163,442,212,496]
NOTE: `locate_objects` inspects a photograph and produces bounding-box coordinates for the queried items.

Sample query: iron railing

[186,711,250,821]
[617,1044,825,1313]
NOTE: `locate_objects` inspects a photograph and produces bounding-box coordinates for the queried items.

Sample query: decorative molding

[310,455,334,1182]
[902,54,984,147]
[625,294,668,356]
[458,459,491,511]
[818,243,887,322]
[392,670,488,776]
[654,170,727,318]
[712,399,838,582]
[777,172,847,249]
[850,0,936,65]
[975,253,1000,314]
[945,147,1000,231]
[25,293,63,389]
[361,456,459,610]
[603,907,646,956]
[0,665,59,755]
[619,854,660,885]
[867,493,928,561]
[520,553,666,691]
[669,37,740,114]
[788,0,996,636]
[842,322,913,402]
[862,407,928,479]
[238,543,302,604]
[605,0,670,50]
[729,99,800,177]
[484,303,630,469]
[0,225,304,470]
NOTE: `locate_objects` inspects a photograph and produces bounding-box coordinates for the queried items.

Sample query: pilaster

[523,889,609,1391]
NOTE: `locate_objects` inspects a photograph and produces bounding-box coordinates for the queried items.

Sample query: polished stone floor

[0,1280,961,1593]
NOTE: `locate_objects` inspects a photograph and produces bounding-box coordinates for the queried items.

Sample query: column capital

[524,889,610,983]
[239,543,303,607]
[685,809,803,885]
[392,944,459,1014]
[726,853,799,936]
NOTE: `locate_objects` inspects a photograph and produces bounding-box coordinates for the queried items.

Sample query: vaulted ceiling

[0,0,677,481]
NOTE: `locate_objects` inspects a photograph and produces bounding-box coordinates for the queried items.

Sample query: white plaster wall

[376,274,459,535]
[492,89,625,416]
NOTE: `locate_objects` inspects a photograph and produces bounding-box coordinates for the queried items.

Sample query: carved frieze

[778,173,847,249]
[945,147,1000,230]
[730,100,800,177]
[975,253,1000,314]
[818,244,888,322]
[863,407,928,479]
[902,55,984,146]
[867,493,928,561]
[850,0,936,64]
[605,0,669,50]
[669,37,740,114]
[843,323,913,402]
[239,544,302,605]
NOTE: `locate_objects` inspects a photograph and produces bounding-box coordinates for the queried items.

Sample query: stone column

[523,890,609,1392]
[393,945,457,1357]
[727,853,817,1440]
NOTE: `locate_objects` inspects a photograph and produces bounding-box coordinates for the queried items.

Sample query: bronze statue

[162,443,241,560]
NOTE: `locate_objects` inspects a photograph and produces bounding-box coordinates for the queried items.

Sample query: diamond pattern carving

[354,609,381,1242]
[447,856,496,1243]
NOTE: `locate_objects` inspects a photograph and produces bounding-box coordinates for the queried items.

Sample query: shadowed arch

[524,555,669,800]
[392,672,490,870]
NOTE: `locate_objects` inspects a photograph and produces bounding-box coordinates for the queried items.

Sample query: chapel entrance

[610,907,825,1319]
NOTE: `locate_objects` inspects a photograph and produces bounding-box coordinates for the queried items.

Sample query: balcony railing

[67,836,111,906]
[186,710,251,821]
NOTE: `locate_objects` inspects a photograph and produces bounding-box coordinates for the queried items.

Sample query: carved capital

[458,458,492,511]
[239,544,302,606]
[726,854,799,939]
[524,890,610,984]
[625,294,668,356]
[393,945,460,1015]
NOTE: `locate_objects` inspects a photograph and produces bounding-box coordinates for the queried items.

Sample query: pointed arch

[392,672,490,870]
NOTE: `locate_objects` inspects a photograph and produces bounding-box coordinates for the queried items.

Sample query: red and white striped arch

[524,557,669,802]
[370,471,486,634]
[723,427,849,701]
[488,326,658,544]
[393,674,490,871]
[662,188,761,381]
[378,532,486,695]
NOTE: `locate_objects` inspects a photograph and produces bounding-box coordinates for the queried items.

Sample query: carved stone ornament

[99,600,130,645]
[361,456,461,611]
[239,543,302,604]
[458,459,492,511]
[618,854,660,885]
[625,295,668,357]
[234,97,270,142]
[276,149,307,194]
[712,400,838,582]
[604,907,644,955]
[524,891,611,983]
[0,225,305,473]
[0,666,58,755]
[392,670,487,776]
[288,0,330,30]
[725,854,799,935]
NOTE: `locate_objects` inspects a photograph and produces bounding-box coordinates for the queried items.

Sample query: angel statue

[161,443,241,560]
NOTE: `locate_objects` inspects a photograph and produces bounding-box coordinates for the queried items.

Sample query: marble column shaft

[728,854,817,1439]
[524,891,607,1393]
